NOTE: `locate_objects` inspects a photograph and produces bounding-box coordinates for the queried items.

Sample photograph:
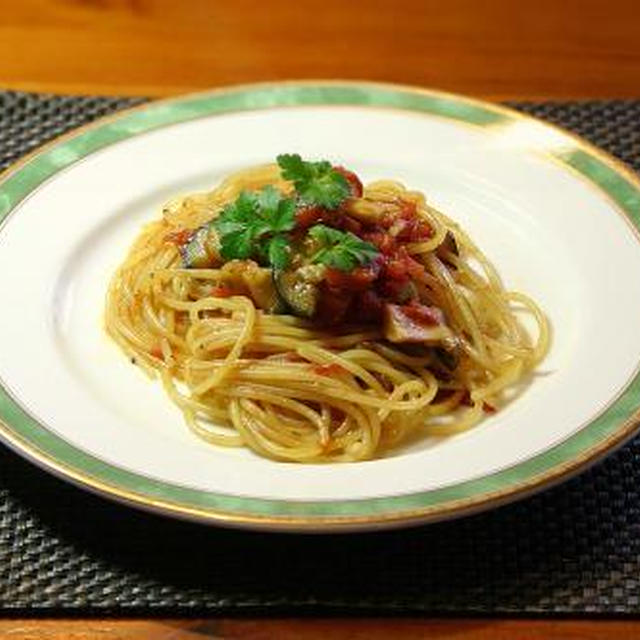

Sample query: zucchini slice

[273,269,320,318]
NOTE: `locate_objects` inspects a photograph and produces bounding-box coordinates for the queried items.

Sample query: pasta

[105,156,548,462]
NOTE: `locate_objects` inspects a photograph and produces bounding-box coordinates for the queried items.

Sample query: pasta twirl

[106,156,548,462]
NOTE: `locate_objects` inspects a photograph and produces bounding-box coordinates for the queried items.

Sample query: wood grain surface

[0,619,639,639]
[1,0,639,99]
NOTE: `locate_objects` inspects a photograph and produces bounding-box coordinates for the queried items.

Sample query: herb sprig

[213,185,295,268]
[212,156,371,270]
[309,224,379,271]
[277,153,350,209]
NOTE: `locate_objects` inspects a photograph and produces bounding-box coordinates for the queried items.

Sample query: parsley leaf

[277,153,350,209]
[218,228,254,261]
[266,235,291,269]
[256,185,296,233]
[215,191,260,235]
[213,186,296,267]
[308,224,379,271]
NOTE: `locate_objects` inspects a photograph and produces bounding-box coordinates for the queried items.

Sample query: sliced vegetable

[218,261,282,312]
[345,198,386,224]
[432,342,460,371]
[383,303,452,344]
[273,268,321,318]
[396,281,418,304]
[436,231,459,267]
[181,225,219,268]
[402,301,445,325]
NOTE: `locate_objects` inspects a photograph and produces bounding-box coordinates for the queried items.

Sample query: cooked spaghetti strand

[106,160,549,462]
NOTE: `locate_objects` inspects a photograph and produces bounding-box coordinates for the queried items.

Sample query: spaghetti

[106,156,548,462]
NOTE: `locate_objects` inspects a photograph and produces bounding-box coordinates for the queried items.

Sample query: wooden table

[2,0,640,638]
[2,0,639,100]
[0,619,637,639]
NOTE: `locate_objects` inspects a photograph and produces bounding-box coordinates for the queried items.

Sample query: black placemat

[1,91,640,615]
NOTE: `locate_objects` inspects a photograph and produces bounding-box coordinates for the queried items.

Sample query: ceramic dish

[1,81,640,532]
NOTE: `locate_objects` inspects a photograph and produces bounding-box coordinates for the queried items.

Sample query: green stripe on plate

[0,84,504,219]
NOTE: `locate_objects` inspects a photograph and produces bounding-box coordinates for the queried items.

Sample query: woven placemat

[1,91,640,615]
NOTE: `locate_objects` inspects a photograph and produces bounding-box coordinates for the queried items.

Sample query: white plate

[1,82,640,532]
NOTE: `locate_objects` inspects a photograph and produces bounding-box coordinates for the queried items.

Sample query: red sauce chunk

[295,205,326,229]
[402,300,444,326]
[363,231,397,255]
[211,284,237,298]
[284,166,443,328]
[316,290,353,324]
[295,205,362,235]
[325,265,379,291]
[334,166,363,198]
[283,352,305,363]
[382,303,445,342]
[165,229,193,245]
[150,345,164,360]
[459,393,497,413]
[354,290,384,323]
[382,200,432,242]
[312,363,348,377]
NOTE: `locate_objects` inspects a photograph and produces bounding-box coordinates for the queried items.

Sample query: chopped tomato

[402,300,444,326]
[381,247,427,283]
[296,205,326,229]
[150,345,164,360]
[340,215,362,235]
[316,290,352,324]
[381,200,415,227]
[165,229,193,245]
[334,166,363,198]
[405,254,428,282]
[384,256,408,280]
[312,363,348,377]
[283,352,305,362]
[395,220,432,242]
[381,199,432,241]
[460,391,473,407]
[325,265,378,291]
[399,199,417,218]
[405,220,432,242]
[211,284,236,298]
[296,205,361,234]
[355,290,384,322]
[363,231,396,255]
[377,256,419,292]
[383,303,446,343]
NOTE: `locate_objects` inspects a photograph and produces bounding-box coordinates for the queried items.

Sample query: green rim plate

[1,81,640,531]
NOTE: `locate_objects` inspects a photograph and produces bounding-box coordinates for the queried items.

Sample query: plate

[1,81,640,533]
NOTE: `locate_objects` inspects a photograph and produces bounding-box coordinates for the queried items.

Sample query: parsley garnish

[211,157,370,273]
[266,235,291,270]
[277,154,350,209]
[213,186,295,267]
[309,224,379,271]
